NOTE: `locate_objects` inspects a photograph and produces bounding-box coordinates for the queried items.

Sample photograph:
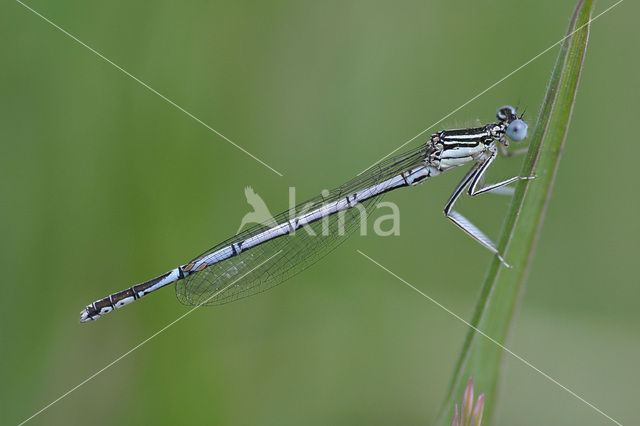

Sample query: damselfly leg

[444,149,534,268]
[498,143,530,158]
[468,153,535,196]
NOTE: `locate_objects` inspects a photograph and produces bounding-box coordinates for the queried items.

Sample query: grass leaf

[434,0,596,424]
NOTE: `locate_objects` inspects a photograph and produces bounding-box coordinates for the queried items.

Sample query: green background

[1,1,637,425]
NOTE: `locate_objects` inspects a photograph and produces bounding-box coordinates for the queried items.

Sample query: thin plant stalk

[434,0,596,424]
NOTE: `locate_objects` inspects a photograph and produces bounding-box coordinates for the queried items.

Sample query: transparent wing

[175,144,427,306]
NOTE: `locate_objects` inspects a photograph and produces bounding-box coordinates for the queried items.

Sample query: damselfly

[80,105,531,322]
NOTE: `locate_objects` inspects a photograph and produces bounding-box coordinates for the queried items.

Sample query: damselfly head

[496,105,527,142]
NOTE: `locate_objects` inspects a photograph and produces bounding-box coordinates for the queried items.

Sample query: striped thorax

[428,105,525,172]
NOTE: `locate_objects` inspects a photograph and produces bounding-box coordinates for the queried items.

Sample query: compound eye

[506,119,528,141]
[497,105,517,121]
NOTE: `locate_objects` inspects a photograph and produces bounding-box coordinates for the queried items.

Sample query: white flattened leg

[475,175,516,196]
[446,210,510,267]
[468,151,535,197]
[469,174,535,196]
[498,141,529,158]
[443,153,511,268]
[486,185,516,196]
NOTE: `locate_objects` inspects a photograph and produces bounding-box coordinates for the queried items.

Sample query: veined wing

[175,144,428,306]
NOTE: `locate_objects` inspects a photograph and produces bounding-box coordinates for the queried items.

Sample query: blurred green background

[1,0,638,425]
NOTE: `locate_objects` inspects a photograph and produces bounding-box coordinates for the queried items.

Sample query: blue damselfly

[80,105,530,322]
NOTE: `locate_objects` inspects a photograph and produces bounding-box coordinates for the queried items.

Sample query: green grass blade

[434,0,596,424]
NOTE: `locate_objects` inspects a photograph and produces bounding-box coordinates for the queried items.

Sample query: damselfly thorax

[80,105,531,323]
